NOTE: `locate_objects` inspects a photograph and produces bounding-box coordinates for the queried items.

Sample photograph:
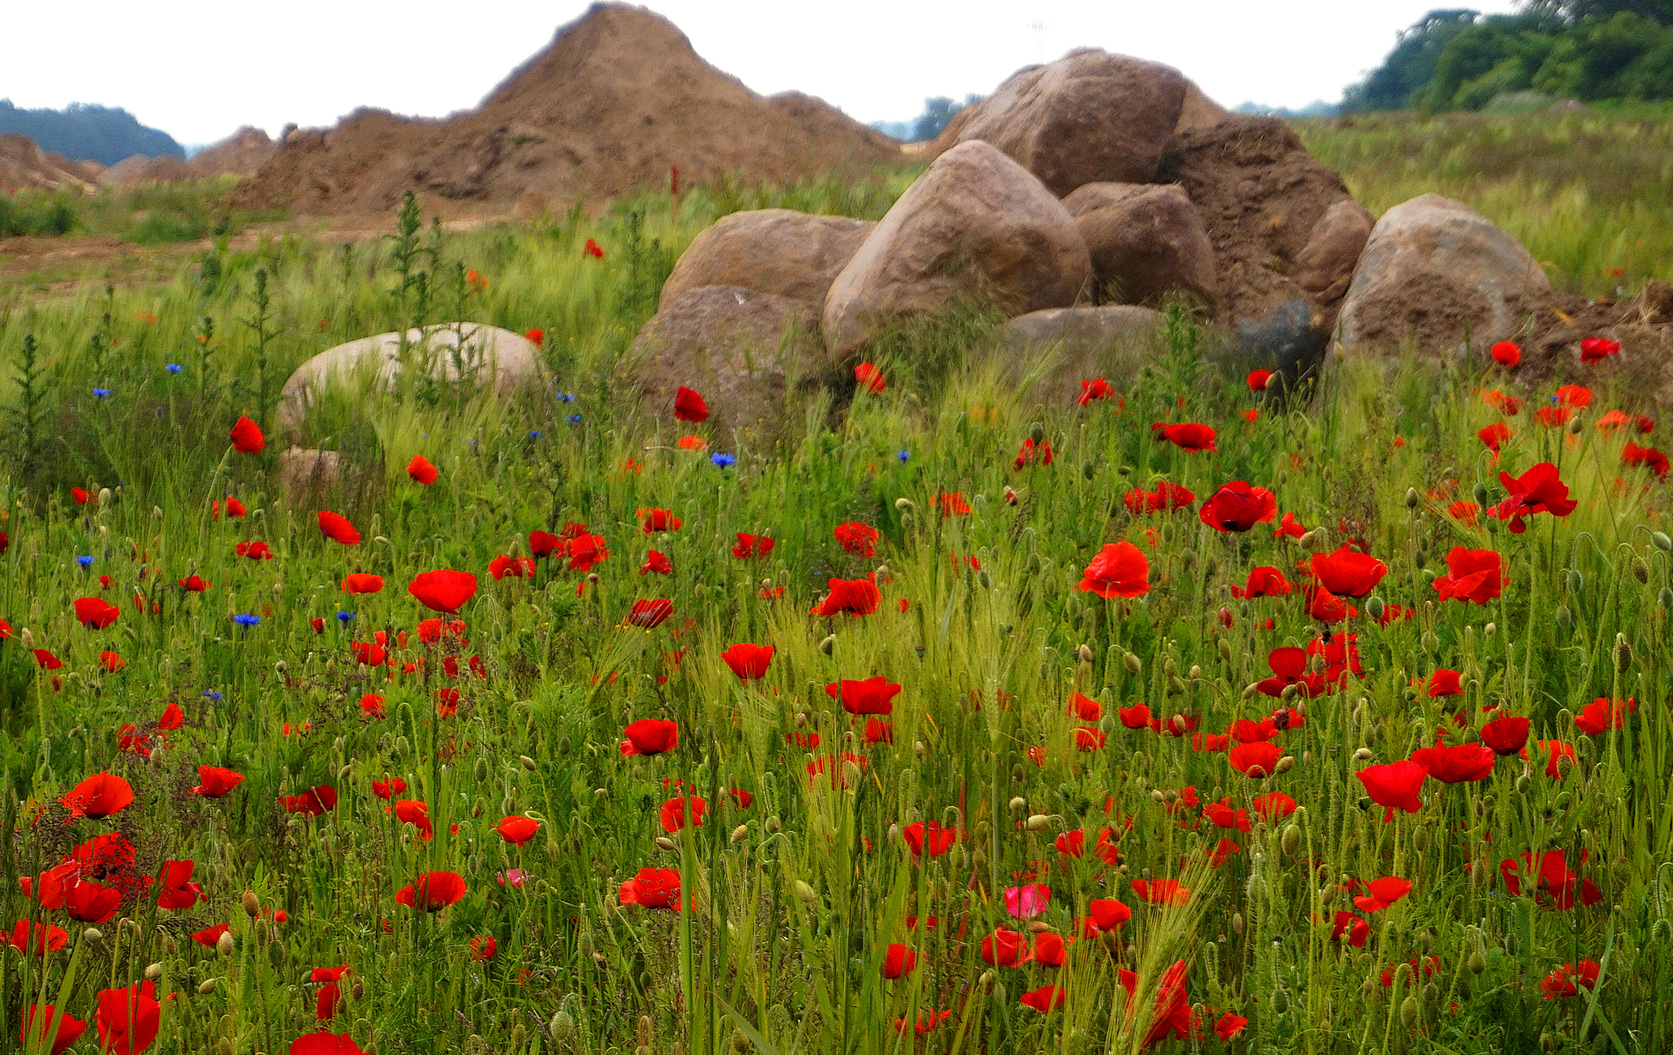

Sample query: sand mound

[0,134,99,193]
[189,127,276,178]
[99,153,192,186]
[1158,116,1359,328]
[233,3,901,215]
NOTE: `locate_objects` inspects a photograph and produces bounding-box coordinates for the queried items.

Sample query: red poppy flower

[934,492,972,517]
[93,980,160,1055]
[1083,897,1132,936]
[1067,692,1102,721]
[489,554,536,580]
[1490,462,1576,534]
[62,773,134,819]
[191,924,229,947]
[1247,369,1273,391]
[229,416,265,454]
[826,675,901,715]
[563,533,609,572]
[645,550,676,574]
[1018,985,1065,1012]
[1077,541,1149,598]
[854,362,886,393]
[406,455,438,485]
[618,867,681,910]
[812,577,881,617]
[1433,547,1503,604]
[408,569,478,613]
[1227,741,1282,778]
[673,386,709,422]
[1575,697,1634,735]
[395,871,466,911]
[526,530,559,559]
[626,598,674,628]
[637,508,680,534]
[370,776,405,799]
[1230,565,1290,598]
[340,573,383,594]
[280,785,338,816]
[290,1032,368,1055]
[62,877,121,923]
[1012,437,1053,470]
[721,643,775,680]
[20,1004,87,1055]
[1332,911,1370,947]
[833,522,879,557]
[1153,421,1217,451]
[1622,442,1671,479]
[1215,1012,1249,1040]
[731,532,774,559]
[1356,760,1427,821]
[1411,741,1496,784]
[1077,377,1114,405]
[73,596,120,630]
[1536,405,1573,427]
[1490,340,1521,367]
[1579,336,1620,364]
[1352,876,1413,912]
[1542,959,1601,999]
[1427,669,1462,697]
[1480,714,1530,755]
[980,927,1027,965]
[1556,384,1593,407]
[1199,482,1278,532]
[659,795,707,833]
[192,766,244,797]
[315,510,360,545]
[1123,480,1194,514]
[1501,849,1603,909]
[621,718,679,756]
[1309,545,1387,597]
[495,816,541,845]
[1524,738,1577,779]
[902,821,958,858]
[1252,791,1297,822]
[1117,959,1192,1046]
[873,941,917,979]
[1130,878,1191,906]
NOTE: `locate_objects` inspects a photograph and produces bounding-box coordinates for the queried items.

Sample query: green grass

[0,159,1670,1055]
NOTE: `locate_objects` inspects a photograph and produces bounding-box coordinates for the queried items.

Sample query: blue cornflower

[336,611,354,623]
[76,555,93,567]
[566,414,582,423]
[898,450,910,462]
[557,392,576,403]
[165,363,182,374]
[203,690,222,701]
[233,613,261,627]
[529,430,542,439]
[711,452,736,468]
[92,388,111,399]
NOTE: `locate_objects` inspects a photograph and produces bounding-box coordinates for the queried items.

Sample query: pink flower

[1003,883,1050,919]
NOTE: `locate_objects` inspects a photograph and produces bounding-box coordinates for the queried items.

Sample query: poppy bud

[1008,796,1026,814]
[1082,461,1096,480]
[153,505,165,520]
[1412,826,1430,851]
[1281,682,1301,701]
[766,815,781,833]
[518,755,537,771]
[1025,814,1050,831]
[1655,531,1673,552]
[1400,995,1420,1029]
[894,498,916,514]
[638,1015,654,1049]
[1555,605,1572,630]
[1275,755,1295,774]
[19,627,32,648]
[1567,413,1585,435]
[1281,824,1301,856]
[1270,988,1288,1014]
[1365,596,1385,621]
[1631,556,1651,584]
[242,890,260,917]
[1616,634,1632,672]
[199,978,217,994]
[818,634,836,656]
[1515,775,1532,795]
[1168,675,1187,696]
[550,1011,575,1043]
[1352,747,1372,761]
[729,824,749,845]
[792,880,817,903]
[655,836,678,852]
[1662,588,1673,611]
[1654,919,1673,942]
[1467,948,1486,974]
[1029,421,1045,444]
[217,931,235,955]
[977,569,991,589]
[1404,487,1419,509]
[1123,652,1142,675]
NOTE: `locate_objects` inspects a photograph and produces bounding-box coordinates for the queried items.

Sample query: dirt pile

[0,134,99,193]
[189,126,277,178]
[99,153,192,186]
[232,3,902,215]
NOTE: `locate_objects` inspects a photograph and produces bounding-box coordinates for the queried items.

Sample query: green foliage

[0,99,184,165]
[0,192,77,238]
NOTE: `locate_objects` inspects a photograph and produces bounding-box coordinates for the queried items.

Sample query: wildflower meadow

[1,178,1671,1055]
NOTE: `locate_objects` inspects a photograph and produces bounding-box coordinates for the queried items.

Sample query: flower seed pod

[1008,796,1027,814]
[1615,634,1632,672]
[1400,995,1421,1028]
[242,890,260,917]
[1468,949,1486,974]
[198,978,217,995]
[216,931,235,955]
[1077,643,1094,664]
[145,961,164,980]
[1275,755,1295,774]
[1352,747,1372,761]
[1280,824,1301,856]
[1025,814,1051,831]
[792,880,817,904]
[1404,488,1419,509]
[1231,912,1244,935]
[730,824,749,845]
[655,836,678,853]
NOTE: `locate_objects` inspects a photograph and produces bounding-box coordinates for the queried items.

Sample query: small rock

[660,209,874,310]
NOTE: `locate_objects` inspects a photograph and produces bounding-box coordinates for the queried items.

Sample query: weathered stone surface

[945,49,1188,195]
[276,324,545,440]
[629,285,827,438]
[1175,80,1230,134]
[1337,193,1551,357]
[994,305,1166,404]
[1061,182,1216,307]
[1293,199,1375,299]
[660,209,874,309]
[822,140,1091,360]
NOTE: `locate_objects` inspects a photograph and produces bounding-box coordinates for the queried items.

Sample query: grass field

[0,112,1671,1055]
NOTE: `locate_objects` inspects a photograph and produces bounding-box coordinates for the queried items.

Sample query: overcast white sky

[6,1,1523,146]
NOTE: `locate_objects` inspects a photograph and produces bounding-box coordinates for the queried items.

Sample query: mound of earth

[99,153,192,186]
[0,134,99,193]
[232,2,902,215]
[188,127,276,178]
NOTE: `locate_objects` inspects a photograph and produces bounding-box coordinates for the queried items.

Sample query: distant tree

[911,95,981,142]
[0,100,184,165]
[1341,10,1484,111]
[1523,0,1673,24]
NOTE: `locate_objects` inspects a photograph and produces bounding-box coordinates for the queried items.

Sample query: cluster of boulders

[626,48,1556,436]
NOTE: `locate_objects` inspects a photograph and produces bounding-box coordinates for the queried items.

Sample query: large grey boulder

[276,324,545,440]
[628,285,827,439]
[995,305,1166,404]
[822,140,1091,360]
[1337,194,1550,357]
[945,50,1188,195]
[1061,183,1216,307]
[661,209,874,310]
